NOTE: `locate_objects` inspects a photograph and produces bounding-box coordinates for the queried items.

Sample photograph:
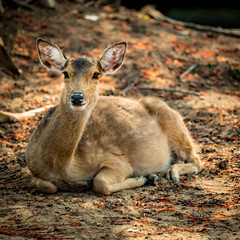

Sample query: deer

[25,38,203,195]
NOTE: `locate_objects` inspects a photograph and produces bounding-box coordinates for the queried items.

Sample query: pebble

[144,210,152,214]
[71,198,78,203]
[218,160,229,170]
[174,211,182,217]
[47,226,55,232]
[191,211,203,218]
[35,196,45,202]
[167,194,175,200]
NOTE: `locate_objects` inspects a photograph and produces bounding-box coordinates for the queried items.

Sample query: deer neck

[41,95,96,169]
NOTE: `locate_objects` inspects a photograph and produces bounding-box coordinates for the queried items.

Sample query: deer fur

[26,39,203,195]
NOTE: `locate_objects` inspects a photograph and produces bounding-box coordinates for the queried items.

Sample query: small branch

[122,83,135,97]
[11,0,37,11]
[163,15,240,38]
[0,105,54,123]
[121,71,140,97]
[15,105,54,118]
[136,86,202,96]
[13,53,32,60]
[141,5,240,38]
[180,63,198,81]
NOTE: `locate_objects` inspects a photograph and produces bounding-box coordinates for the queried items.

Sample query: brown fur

[26,40,203,195]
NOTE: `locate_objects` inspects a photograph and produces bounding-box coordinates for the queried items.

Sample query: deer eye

[63,71,69,79]
[92,72,100,79]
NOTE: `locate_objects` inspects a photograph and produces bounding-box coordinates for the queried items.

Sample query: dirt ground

[0,1,240,239]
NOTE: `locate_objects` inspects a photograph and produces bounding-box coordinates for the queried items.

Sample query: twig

[121,71,139,97]
[141,5,240,38]
[15,105,54,118]
[0,105,54,123]
[122,83,135,97]
[163,15,240,38]
[13,53,32,60]
[136,86,202,96]
[180,63,198,81]
[11,0,37,11]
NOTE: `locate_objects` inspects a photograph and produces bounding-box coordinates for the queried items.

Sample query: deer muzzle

[70,92,85,106]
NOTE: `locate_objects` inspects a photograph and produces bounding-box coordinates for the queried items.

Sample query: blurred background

[121,0,240,28]
[1,0,240,27]
[122,0,240,28]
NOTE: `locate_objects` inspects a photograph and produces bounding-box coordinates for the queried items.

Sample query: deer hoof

[172,177,179,183]
[191,166,198,174]
[136,176,148,185]
[148,174,159,185]
[35,179,58,194]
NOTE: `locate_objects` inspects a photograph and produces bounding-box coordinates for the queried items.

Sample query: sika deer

[26,39,203,194]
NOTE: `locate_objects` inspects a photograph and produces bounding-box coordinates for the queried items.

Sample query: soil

[0,1,240,239]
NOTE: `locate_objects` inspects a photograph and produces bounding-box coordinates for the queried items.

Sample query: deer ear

[37,38,67,72]
[100,42,127,74]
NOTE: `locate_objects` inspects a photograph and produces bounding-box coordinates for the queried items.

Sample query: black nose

[70,92,84,106]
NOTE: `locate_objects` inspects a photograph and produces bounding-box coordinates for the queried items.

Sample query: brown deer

[26,39,203,195]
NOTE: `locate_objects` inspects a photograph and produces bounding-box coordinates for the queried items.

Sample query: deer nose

[70,92,85,106]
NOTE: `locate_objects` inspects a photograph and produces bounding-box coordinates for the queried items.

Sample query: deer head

[37,38,127,110]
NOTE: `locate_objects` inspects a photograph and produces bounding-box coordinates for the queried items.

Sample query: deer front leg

[93,173,147,195]
[93,163,147,195]
[33,177,58,193]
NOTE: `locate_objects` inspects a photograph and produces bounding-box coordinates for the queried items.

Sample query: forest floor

[0,1,240,239]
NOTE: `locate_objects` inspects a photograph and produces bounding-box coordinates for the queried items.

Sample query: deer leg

[166,130,203,183]
[147,173,159,185]
[166,162,198,183]
[93,166,147,195]
[164,111,203,183]
[147,101,204,183]
[33,177,58,193]
[140,97,203,183]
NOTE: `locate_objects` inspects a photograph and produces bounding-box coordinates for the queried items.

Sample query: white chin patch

[70,104,87,111]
